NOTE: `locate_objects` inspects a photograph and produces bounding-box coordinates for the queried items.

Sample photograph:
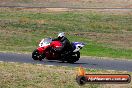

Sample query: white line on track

[0,60,56,67]
[0,61,4,63]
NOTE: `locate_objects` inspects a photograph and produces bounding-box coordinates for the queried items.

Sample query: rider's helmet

[58,32,65,39]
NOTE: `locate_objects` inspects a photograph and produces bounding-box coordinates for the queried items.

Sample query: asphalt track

[0,52,132,72]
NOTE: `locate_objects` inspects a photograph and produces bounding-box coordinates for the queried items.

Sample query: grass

[0,62,131,88]
[0,8,132,59]
[81,43,132,59]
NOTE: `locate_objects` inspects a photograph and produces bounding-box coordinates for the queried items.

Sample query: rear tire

[67,51,80,63]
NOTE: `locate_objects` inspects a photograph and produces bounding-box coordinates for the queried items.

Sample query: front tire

[32,49,45,61]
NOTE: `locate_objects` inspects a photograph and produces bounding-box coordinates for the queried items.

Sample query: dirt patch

[9,8,72,12]
[45,8,71,12]
[1,7,131,15]
[0,0,132,8]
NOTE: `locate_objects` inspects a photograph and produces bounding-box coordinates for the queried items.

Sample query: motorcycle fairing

[72,42,85,52]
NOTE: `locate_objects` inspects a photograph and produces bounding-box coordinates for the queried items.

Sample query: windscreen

[43,38,52,44]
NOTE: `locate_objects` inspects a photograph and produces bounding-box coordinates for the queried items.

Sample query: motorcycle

[32,38,85,63]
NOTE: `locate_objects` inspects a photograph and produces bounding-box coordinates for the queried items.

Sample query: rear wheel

[67,51,80,63]
[32,49,45,61]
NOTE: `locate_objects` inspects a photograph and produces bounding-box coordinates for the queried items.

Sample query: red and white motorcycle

[32,38,85,63]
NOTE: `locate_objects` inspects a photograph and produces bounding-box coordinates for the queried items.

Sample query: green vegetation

[0,62,131,88]
[0,8,132,59]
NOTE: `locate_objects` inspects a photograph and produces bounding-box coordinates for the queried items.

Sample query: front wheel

[32,49,45,61]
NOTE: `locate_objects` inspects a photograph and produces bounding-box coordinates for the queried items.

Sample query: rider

[52,32,72,55]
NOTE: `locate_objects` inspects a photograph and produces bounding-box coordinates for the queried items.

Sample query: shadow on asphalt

[47,60,87,65]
